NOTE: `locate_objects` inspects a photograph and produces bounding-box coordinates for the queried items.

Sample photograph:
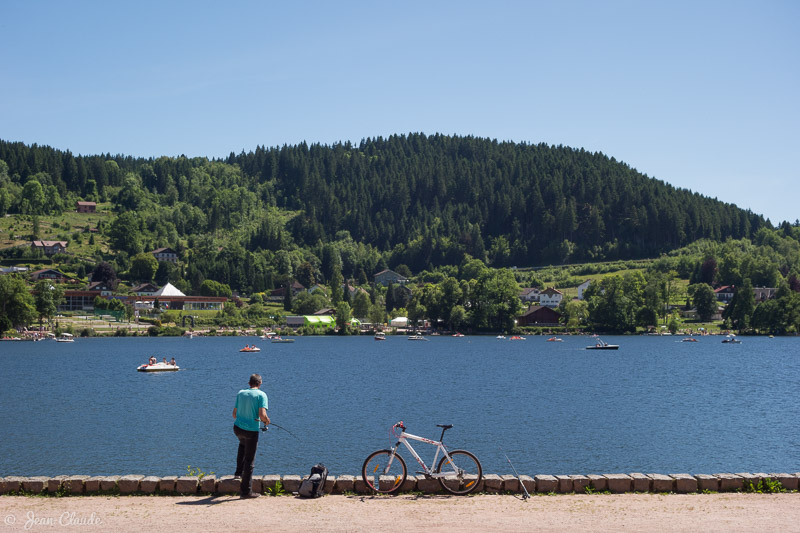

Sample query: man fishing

[232,373,270,498]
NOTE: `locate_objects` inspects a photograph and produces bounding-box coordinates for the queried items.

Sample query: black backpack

[298,463,328,498]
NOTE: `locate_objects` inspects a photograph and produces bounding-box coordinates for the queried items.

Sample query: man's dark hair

[249,374,262,387]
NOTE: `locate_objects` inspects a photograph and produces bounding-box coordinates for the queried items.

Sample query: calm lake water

[1,335,798,477]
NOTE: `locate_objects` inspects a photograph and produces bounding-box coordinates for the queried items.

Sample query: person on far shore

[233,373,270,498]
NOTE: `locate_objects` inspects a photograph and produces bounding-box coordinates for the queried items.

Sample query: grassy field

[0,205,114,259]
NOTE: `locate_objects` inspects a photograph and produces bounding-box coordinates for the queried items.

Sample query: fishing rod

[504,453,531,500]
[261,422,300,440]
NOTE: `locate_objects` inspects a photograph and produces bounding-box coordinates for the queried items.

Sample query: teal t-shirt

[234,388,269,432]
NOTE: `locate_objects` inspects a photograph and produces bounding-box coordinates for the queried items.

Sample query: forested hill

[0,134,766,270]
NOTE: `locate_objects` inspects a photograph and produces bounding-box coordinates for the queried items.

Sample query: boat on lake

[271,337,295,343]
[510,335,526,340]
[137,361,179,372]
[721,334,742,344]
[240,345,261,352]
[586,338,619,350]
[546,336,563,342]
[452,332,464,337]
[681,337,699,342]
[55,333,75,343]
[408,335,428,341]
[374,331,386,341]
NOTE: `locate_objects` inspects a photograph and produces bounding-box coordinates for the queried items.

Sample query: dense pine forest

[0,134,767,276]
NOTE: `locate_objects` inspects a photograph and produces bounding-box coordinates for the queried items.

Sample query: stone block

[118,475,145,494]
[501,475,519,493]
[416,476,441,494]
[671,474,697,493]
[695,474,719,492]
[440,474,481,494]
[554,475,572,493]
[176,476,199,494]
[605,474,632,493]
[353,476,370,494]
[159,476,177,493]
[648,474,674,493]
[99,476,120,492]
[282,475,302,493]
[217,475,239,494]
[570,475,590,493]
[262,475,282,493]
[48,476,69,493]
[3,476,23,493]
[519,475,535,495]
[140,476,161,493]
[716,473,743,492]
[482,474,504,494]
[535,475,558,493]
[586,474,607,491]
[200,475,217,494]
[0,477,5,494]
[83,476,104,493]
[320,475,333,494]
[22,477,48,493]
[333,475,355,494]
[768,473,798,491]
[629,473,651,493]
[401,475,417,493]
[735,472,758,490]
[3,476,22,493]
[65,475,88,494]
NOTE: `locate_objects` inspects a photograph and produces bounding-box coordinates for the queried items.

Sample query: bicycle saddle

[436,424,453,429]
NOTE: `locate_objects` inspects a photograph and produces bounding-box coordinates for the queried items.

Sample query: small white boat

[137,362,179,372]
[681,337,699,343]
[374,332,386,341]
[586,338,619,350]
[496,335,506,340]
[271,336,295,343]
[509,335,526,341]
[546,337,563,342]
[408,335,428,341]
[56,333,75,343]
[721,334,741,344]
[452,332,465,337]
[240,346,261,352]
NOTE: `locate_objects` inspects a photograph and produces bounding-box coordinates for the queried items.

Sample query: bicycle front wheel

[437,450,482,495]
[362,449,407,495]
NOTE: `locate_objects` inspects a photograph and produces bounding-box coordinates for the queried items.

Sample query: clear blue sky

[1,1,797,224]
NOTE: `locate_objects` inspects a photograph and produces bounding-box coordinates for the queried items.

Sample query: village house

[150,247,179,264]
[76,201,96,213]
[130,282,159,296]
[374,269,409,286]
[269,280,306,299]
[519,287,540,303]
[87,281,115,296]
[753,287,777,302]
[31,240,68,256]
[577,279,592,300]
[539,287,563,308]
[30,268,69,282]
[517,305,562,327]
[714,285,735,303]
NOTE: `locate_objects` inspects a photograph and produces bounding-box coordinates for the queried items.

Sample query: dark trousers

[233,424,260,495]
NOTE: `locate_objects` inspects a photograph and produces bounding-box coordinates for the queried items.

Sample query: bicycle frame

[389,429,460,479]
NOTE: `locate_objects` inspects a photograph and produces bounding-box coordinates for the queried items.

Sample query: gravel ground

[2,493,799,532]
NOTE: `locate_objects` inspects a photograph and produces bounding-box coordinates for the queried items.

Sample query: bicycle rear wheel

[437,450,482,495]
[362,449,407,495]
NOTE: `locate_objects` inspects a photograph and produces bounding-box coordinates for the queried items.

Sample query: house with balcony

[150,247,178,264]
[539,287,563,308]
[374,269,409,286]
[31,240,68,256]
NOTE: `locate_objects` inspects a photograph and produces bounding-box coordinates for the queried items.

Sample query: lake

[0,335,798,477]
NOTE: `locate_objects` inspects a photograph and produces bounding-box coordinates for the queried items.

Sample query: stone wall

[1,472,798,495]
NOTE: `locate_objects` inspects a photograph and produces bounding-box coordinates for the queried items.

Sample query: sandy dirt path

[1,493,798,532]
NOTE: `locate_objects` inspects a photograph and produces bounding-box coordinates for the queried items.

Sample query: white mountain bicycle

[361,421,483,495]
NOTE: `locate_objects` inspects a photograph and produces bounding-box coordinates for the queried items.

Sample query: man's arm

[232,408,237,419]
[259,407,270,425]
